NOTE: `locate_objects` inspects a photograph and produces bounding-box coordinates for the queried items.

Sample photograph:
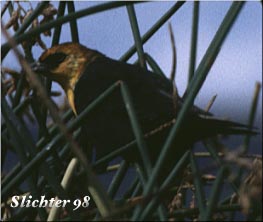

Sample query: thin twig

[172,85,179,115]
[1,1,11,17]
[169,22,177,82]
[194,152,262,159]
[107,164,121,172]
[242,81,261,152]
[2,67,21,78]
[168,22,179,116]
[205,94,217,112]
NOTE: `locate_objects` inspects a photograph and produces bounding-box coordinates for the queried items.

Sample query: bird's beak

[30,61,48,74]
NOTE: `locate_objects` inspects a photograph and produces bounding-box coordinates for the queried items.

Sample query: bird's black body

[74,57,175,160]
[33,42,256,179]
[73,56,253,171]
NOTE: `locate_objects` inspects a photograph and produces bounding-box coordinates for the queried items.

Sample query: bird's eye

[42,52,67,69]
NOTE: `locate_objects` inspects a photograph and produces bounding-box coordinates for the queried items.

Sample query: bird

[31,42,256,180]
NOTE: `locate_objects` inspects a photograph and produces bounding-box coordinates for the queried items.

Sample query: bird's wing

[73,56,256,161]
[75,57,176,128]
[74,56,215,132]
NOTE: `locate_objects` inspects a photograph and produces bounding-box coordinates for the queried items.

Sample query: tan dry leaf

[239,158,262,215]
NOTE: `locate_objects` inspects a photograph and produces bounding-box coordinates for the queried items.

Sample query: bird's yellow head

[32,42,104,114]
[32,42,103,89]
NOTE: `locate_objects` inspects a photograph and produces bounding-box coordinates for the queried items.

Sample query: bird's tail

[197,116,258,138]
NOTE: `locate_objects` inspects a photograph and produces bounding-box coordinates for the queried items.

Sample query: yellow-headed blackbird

[31,42,255,175]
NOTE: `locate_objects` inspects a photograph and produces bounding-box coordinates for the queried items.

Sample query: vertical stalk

[188,1,199,85]
[127,4,146,68]
[67,1,80,43]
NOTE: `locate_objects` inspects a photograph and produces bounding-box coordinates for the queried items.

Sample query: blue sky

[1,1,262,128]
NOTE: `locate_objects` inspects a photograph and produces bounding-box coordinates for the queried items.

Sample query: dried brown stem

[205,94,217,112]
[169,22,177,83]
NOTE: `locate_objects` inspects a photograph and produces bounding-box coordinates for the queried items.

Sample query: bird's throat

[66,87,77,115]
